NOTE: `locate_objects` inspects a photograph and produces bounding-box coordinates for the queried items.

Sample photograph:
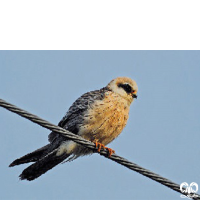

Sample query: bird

[9,77,138,181]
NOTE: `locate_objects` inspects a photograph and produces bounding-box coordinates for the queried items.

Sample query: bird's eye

[118,83,132,94]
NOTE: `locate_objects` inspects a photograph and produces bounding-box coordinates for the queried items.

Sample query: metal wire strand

[0,98,199,200]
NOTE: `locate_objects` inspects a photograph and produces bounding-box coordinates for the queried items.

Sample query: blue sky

[0,51,200,200]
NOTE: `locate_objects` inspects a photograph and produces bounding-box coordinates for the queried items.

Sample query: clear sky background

[0,51,199,200]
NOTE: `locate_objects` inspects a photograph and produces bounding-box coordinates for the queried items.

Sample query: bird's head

[107,77,138,104]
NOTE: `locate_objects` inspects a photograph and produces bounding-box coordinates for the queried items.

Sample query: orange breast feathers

[79,91,130,145]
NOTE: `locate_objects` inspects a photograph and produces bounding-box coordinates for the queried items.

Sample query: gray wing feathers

[48,87,109,142]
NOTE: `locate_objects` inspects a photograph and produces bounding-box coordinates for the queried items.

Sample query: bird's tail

[19,150,70,181]
[9,143,71,181]
[9,144,51,167]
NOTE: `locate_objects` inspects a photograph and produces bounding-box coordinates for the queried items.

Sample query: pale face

[107,77,138,104]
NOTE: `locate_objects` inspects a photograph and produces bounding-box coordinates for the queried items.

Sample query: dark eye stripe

[118,83,132,94]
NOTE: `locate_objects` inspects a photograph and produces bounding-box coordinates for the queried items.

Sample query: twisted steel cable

[0,98,199,199]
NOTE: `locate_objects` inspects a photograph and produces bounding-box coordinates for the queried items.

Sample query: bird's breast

[79,92,130,145]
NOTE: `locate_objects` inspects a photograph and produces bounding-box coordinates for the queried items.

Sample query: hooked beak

[132,93,137,99]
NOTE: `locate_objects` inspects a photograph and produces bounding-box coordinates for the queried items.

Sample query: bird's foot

[104,146,115,157]
[94,141,115,157]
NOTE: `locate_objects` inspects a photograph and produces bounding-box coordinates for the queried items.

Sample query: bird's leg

[94,140,104,152]
[94,140,115,157]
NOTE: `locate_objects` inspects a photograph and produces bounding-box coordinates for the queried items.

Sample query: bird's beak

[131,90,137,99]
[132,94,137,99]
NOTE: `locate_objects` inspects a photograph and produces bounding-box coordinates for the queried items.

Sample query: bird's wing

[48,87,109,143]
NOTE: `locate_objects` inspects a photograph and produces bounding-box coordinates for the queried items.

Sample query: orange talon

[95,141,103,152]
[95,141,98,148]
[105,147,115,157]
[97,143,102,152]
[94,140,115,157]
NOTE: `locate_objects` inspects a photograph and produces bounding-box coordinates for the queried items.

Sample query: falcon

[9,77,138,181]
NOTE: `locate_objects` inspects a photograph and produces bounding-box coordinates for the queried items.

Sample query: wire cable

[0,98,199,200]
